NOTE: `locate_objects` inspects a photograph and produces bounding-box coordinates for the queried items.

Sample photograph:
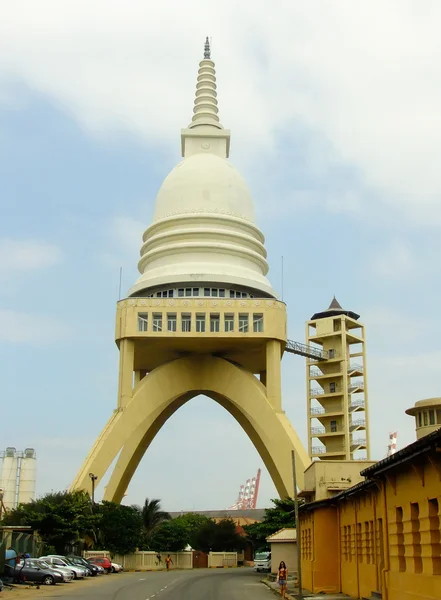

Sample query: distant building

[0,448,37,511]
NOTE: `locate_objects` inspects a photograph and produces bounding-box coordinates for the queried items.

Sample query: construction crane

[228,469,261,510]
[387,432,398,457]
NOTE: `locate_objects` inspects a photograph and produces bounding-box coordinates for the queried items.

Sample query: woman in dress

[277,561,288,598]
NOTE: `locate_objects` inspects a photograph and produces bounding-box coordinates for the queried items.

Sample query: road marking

[139,577,146,580]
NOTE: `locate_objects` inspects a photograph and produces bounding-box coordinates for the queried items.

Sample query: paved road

[28,568,274,600]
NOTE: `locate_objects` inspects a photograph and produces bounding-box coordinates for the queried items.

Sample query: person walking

[277,561,288,598]
[165,554,173,571]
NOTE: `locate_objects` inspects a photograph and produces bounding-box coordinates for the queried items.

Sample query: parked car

[40,555,87,579]
[67,555,100,576]
[87,556,112,573]
[111,562,123,573]
[33,559,74,583]
[14,559,64,585]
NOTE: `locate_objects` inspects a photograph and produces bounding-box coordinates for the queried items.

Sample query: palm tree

[141,498,171,537]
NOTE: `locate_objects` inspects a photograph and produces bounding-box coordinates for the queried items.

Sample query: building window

[212,288,218,297]
[225,314,234,332]
[418,412,423,427]
[330,382,336,393]
[138,313,148,332]
[229,290,235,298]
[152,313,162,332]
[429,410,435,425]
[329,349,335,358]
[210,314,220,332]
[219,289,225,297]
[429,498,441,575]
[167,313,177,332]
[178,288,184,297]
[424,411,428,426]
[410,502,422,573]
[204,288,210,297]
[196,314,206,332]
[182,314,191,332]
[253,314,263,332]
[333,319,341,332]
[168,289,174,297]
[239,314,249,332]
[330,420,337,432]
[185,288,192,297]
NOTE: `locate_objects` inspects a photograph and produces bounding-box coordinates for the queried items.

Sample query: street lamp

[89,473,98,506]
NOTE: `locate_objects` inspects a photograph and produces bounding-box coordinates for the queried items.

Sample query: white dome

[153,153,255,223]
[128,53,276,299]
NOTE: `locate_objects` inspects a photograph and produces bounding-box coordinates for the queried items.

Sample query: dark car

[67,555,99,576]
[14,558,63,585]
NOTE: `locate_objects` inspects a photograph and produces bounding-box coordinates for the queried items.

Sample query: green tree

[96,502,143,556]
[243,498,298,551]
[0,490,97,554]
[141,498,171,535]
[149,520,189,552]
[191,518,245,553]
[173,513,212,549]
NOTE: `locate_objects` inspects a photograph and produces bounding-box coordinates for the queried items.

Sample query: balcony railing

[310,386,342,397]
[348,381,364,393]
[311,426,326,435]
[350,419,366,429]
[351,438,367,447]
[311,446,327,454]
[348,363,364,373]
[349,399,365,410]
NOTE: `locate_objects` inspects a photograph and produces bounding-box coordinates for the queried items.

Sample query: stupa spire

[188,37,223,130]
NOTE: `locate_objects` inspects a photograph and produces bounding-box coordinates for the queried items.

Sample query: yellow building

[70,39,311,501]
[307,298,370,461]
[299,426,441,600]
[406,397,441,440]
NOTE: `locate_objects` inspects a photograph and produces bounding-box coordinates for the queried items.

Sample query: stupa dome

[129,39,276,299]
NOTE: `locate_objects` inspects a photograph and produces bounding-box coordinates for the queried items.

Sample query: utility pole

[89,473,98,507]
[291,451,303,600]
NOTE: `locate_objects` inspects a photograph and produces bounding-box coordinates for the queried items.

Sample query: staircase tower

[306,297,370,460]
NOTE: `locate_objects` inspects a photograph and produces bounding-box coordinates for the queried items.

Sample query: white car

[111,562,123,573]
[40,556,88,579]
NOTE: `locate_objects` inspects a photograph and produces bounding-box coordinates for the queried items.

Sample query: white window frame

[224,314,234,332]
[182,314,191,332]
[167,313,177,332]
[253,313,263,332]
[239,314,249,333]
[210,314,220,332]
[196,313,206,333]
[138,313,148,332]
[152,313,162,332]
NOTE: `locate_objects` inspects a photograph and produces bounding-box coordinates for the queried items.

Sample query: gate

[193,551,208,568]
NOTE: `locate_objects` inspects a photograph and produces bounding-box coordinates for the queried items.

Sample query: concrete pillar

[266,340,282,411]
[118,339,135,408]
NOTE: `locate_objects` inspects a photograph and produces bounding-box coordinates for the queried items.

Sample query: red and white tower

[228,469,261,510]
[387,432,398,457]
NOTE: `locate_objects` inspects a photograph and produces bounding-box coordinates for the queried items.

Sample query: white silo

[17,448,37,505]
[0,448,19,509]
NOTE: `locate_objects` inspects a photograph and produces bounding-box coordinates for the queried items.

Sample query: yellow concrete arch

[71,355,310,500]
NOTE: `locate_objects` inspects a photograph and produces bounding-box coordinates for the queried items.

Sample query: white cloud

[0,309,70,343]
[0,238,61,275]
[0,2,441,223]
[367,240,416,279]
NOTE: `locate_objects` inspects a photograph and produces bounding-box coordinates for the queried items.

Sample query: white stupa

[129,38,276,298]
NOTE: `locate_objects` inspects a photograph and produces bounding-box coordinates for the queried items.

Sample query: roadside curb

[261,578,295,599]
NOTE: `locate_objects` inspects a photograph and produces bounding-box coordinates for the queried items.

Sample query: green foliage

[0,490,97,554]
[149,520,189,552]
[138,498,171,549]
[243,497,298,551]
[173,513,212,549]
[192,518,245,553]
[95,502,143,556]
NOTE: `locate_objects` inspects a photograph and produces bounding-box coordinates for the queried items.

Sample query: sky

[1,1,441,512]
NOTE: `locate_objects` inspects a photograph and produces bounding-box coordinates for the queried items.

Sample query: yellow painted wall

[300,507,339,594]
[300,445,441,600]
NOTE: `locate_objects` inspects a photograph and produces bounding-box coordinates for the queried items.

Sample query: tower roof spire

[204,36,211,59]
[188,37,222,130]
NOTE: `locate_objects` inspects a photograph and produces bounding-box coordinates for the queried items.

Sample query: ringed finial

[204,36,211,59]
